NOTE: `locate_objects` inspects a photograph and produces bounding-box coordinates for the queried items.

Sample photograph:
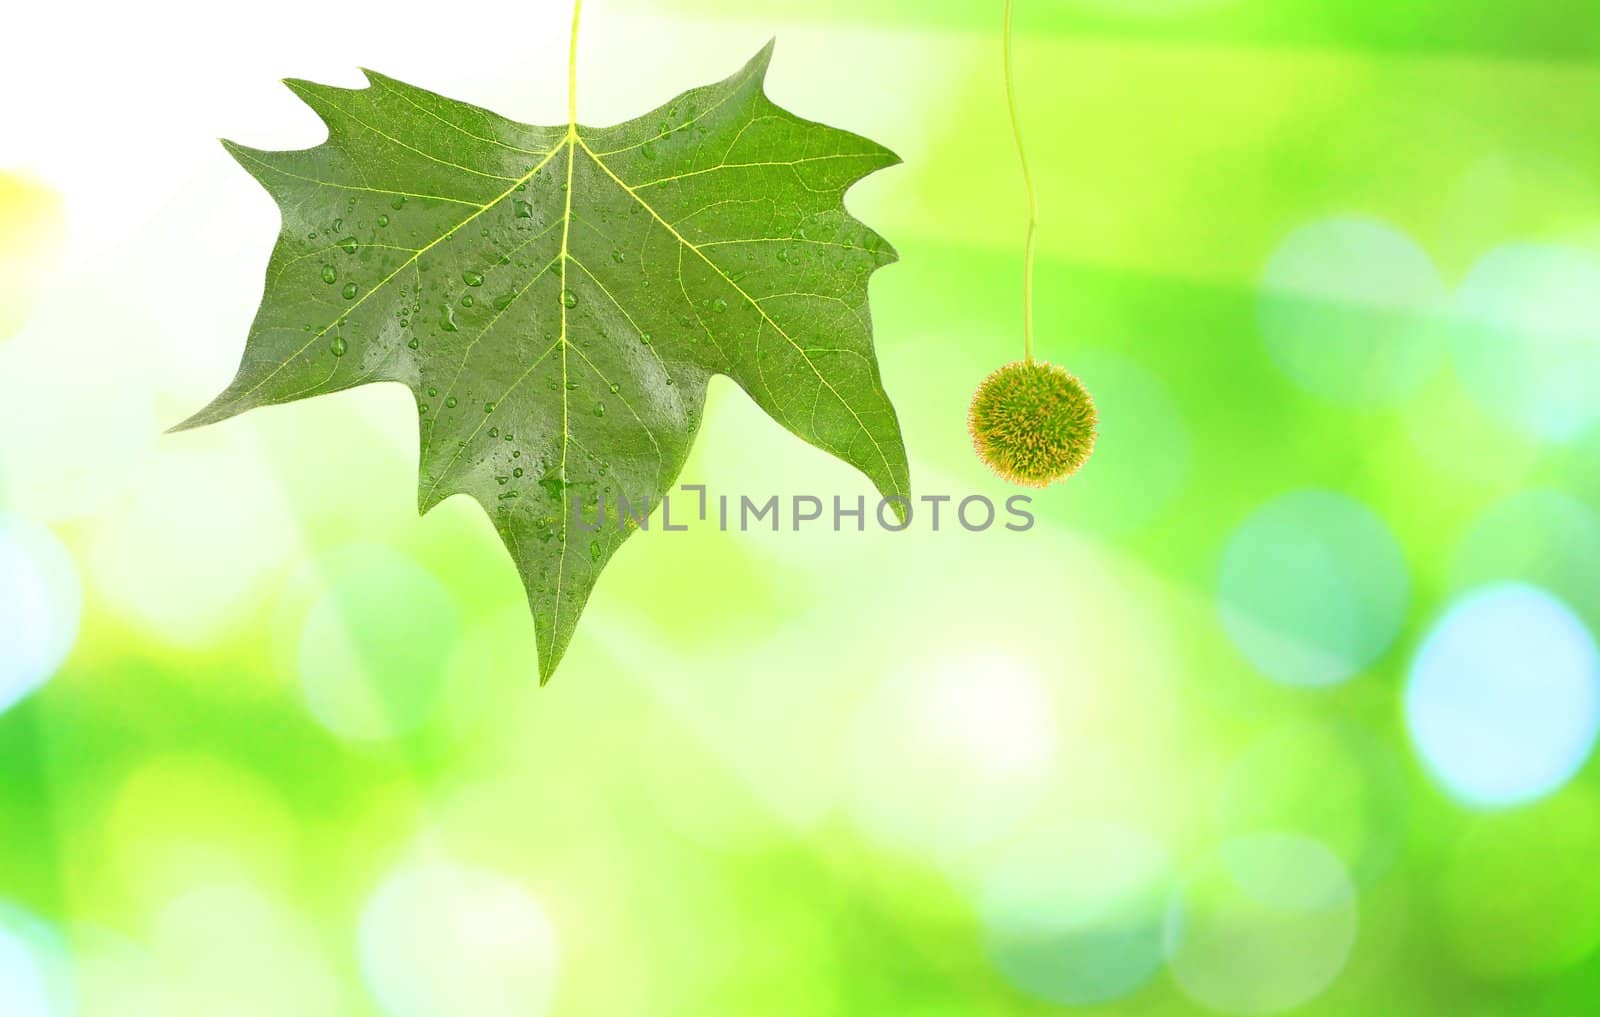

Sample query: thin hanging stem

[569,0,584,129]
[1003,0,1038,364]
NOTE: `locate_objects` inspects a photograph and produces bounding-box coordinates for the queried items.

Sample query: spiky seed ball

[969,359,1098,487]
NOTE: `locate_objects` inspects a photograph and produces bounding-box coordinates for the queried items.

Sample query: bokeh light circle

[0,917,52,1017]
[358,859,558,1017]
[848,651,1060,863]
[1165,833,1358,1014]
[0,295,159,523]
[0,171,64,343]
[153,881,341,1017]
[977,822,1173,1006]
[0,513,81,716]
[297,543,460,742]
[87,444,300,648]
[1453,245,1600,441]
[71,928,163,1017]
[102,753,300,915]
[1218,491,1409,687]
[1448,490,1600,626]
[1259,218,1447,405]
[1406,583,1600,808]
[0,905,71,1017]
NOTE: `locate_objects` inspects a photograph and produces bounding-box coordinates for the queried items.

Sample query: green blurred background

[4,0,1600,1013]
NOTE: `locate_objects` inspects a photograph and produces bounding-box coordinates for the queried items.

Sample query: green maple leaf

[176,42,909,682]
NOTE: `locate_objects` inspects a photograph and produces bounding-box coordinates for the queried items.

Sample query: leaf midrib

[551,127,579,664]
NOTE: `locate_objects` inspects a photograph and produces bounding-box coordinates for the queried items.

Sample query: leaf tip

[536,641,562,686]
[168,383,257,434]
[891,493,910,526]
[749,37,778,79]
[166,402,225,435]
[282,77,342,111]
[533,608,577,686]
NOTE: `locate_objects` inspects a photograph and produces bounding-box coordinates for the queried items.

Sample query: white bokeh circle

[1407,583,1600,808]
[358,859,558,1017]
[0,514,81,717]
